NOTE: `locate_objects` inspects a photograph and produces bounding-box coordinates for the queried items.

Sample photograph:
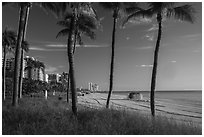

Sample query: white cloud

[30,47,46,51]
[147,24,158,32]
[30,46,66,52]
[136,64,153,67]
[145,34,154,41]
[135,46,153,50]
[46,44,66,48]
[80,44,109,48]
[126,37,130,40]
[45,66,58,73]
[171,60,177,63]
[128,17,152,25]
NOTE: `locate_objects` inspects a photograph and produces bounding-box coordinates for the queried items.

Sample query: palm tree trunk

[66,31,77,103]
[18,5,30,99]
[18,49,24,99]
[150,14,162,117]
[2,49,6,101]
[12,4,27,107]
[67,8,77,116]
[106,15,117,108]
[67,73,70,103]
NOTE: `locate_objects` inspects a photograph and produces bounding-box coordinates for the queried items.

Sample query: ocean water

[113,90,202,108]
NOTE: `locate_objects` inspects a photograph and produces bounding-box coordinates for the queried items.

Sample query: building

[5,58,15,71]
[23,56,45,81]
[88,82,99,91]
[4,56,46,81]
[48,73,60,83]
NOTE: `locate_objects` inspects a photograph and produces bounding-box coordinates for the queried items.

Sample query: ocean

[112,90,202,108]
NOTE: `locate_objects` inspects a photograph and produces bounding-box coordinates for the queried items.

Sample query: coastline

[77,93,202,126]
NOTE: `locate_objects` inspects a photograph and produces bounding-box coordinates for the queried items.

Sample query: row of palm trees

[3,2,195,117]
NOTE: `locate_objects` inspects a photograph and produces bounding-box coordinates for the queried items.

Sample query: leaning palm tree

[124,2,195,116]
[2,28,17,100]
[56,11,98,103]
[18,40,29,99]
[56,2,98,115]
[99,2,125,108]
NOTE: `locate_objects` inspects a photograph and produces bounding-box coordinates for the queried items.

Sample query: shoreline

[77,93,202,126]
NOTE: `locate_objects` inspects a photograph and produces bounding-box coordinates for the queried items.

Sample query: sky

[2,2,202,91]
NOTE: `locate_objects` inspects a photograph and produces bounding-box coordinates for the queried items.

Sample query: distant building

[45,74,49,83]
[5,58,15,71]
[88,82,99,91]
[48,73,60,83]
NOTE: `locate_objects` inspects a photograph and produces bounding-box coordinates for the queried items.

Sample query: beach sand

[77,93,202,126]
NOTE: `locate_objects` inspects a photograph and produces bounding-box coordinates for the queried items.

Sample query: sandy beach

[77,93,202,126]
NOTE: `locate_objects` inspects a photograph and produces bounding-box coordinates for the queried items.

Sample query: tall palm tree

[124,2,195,116]
[18,40,29,99]
[55,2,97,116]
[3,2,63,106]
[2,28,17,100]
[99,2,123,108]
[56,11,98,103]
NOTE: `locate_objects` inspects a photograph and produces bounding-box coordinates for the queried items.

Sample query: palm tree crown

[2,28,17,53]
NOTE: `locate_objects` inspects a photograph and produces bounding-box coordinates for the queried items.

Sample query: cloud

[145,33,154,41]
[135,46,153,50]
[45,66,58,73]
[147,24,158,32]
[128,17,152,25]
[30,46,66,51]
[46,44,66,48]
[171,60,177,63]
[182,33,201,38]
[79,44,109,48]
[30,47,47,51]
[136,64,153,67]
[122,17,152,29]
[126,37,130,40]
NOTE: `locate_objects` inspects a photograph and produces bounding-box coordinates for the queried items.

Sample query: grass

[2,94,202,135]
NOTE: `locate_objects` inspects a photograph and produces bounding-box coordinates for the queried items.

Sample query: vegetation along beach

[2,2,202,135]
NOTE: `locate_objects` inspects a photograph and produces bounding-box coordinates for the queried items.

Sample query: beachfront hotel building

[23,56,45,81]
[5,56,46,81]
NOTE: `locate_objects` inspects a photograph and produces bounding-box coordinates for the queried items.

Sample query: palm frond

[123,2,142,14]
[80,26,96,40]
[168,4,195,23]
[22,40,29,52]
[63,12,73,20]
[56,29,70,38]
[38,2,66,18]
[79,14,98,30]
[77,33,84,46]
[99,2,121,10]
[122,8,153,27]
[57,20,71,27]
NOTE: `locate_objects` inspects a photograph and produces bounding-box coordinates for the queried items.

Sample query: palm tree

[18,41,29,99]
[55,2,97,116]
[56,11,98,103]
[99,2,123,108]
[2,28,17,100]
[124,2,195,116]
[3,2,63,106]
